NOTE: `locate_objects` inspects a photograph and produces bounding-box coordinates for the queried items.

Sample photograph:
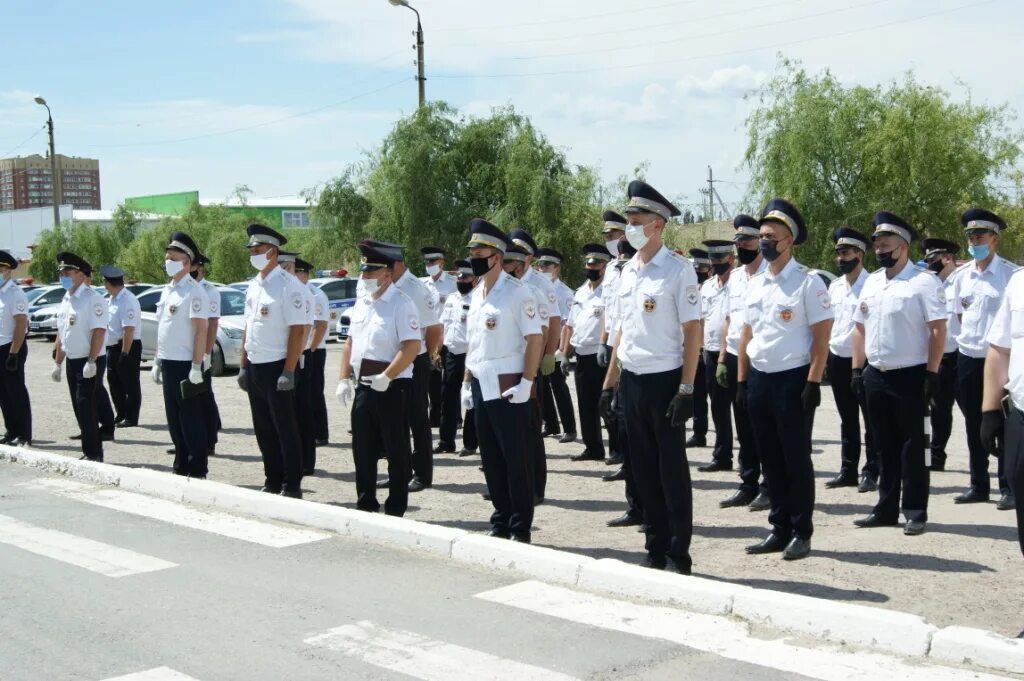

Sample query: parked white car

[309,276,358,340]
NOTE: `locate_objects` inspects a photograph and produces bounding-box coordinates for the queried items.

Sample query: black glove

[980,410,1005,457]
[735,381,748,410]
[923,370,941,407]
[237,368,250,392]
[850,368,864,400]
[665,392,694,427]
[596,344,610,368]
[598,388,615,421]
[5,353,18,372]
[801,381,821,411]
[118,351,131,370]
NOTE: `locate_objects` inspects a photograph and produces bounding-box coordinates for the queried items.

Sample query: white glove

[501,378,533,404]
[369,373,391,392]
[202,353,212,371]
[554,349,567,364]
[188,362,203,384]
[461,382,474,410]
[50,362,62,383]
[151,361,163,384]
[82,359,97,379]
[336,379,354,407]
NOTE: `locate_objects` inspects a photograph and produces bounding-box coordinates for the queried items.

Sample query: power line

[0,125,46,159]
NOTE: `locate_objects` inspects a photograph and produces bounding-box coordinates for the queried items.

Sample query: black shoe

[604,452,623,466]
[638,523,651,534]
[459,447,477,457]
[720,489,757,508]
[668,557,693,575]
[432,441,455,454]
[166,447,177,455]
[314,438,328,447]
[71,433,82,441]
[100,432,115,442]
[408,477,430,493]
[78,454,100,462]
[376,478,390,489]
[748,492,771,511]
[11,437,31,447]
[602,467,626,482]
[640,554,667,570]
[606,513,642,528]
[783,537,811,560]
[0,433,15,444]
[541,427,560,438]
[487,528,510,539]
[853,513,898,528]
[481,492,491,501]
[904,519,926,535]
[825,472,858,489]
[954,488,990,504]
[857,473,878,493]
[685,434,707,448]
[745,534,788,555]
[697,460,732,473]
[260,485,282,494]
[116,420,138,428]
[208,447,216,457]
[571,450,603,462]
[997,492,1016,511]
[280,488,303,499]
[533,496,544,506]
[558,432,576,444]
[930,458,946,472]
[511,533,531,544]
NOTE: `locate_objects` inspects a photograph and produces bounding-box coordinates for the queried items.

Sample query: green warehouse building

[124,191,312,230]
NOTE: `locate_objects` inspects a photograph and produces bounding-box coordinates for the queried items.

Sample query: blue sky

[3,0,1022,214]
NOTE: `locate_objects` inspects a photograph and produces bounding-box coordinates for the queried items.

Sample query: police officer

[189,253,222,456]
[295,258,331,453]
[52,252,108,461]
[718,215,769,509]
[152,232,209,478]
[238,224,308,498]
[598,211,629,465]
[687,248,711,450]
[852,211,946,536]
[697,241,734,470]
[738,199,833,560]
[825,227,878,491]
[279,251,316,477]
[0,250,31,446]
[464,219,544,542]
[921,238,961,472]
[438,260,477,456]
[421,246,456,429]
[337,241,420,516]
[101,265,142,429]
[535,247,577,443]
[951,209,1018,510]
[600,181,700,573]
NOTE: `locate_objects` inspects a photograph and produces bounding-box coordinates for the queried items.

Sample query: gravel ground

[17,336,1023,635]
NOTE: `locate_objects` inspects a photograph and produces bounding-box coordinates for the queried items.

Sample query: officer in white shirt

[239,224,309,498]
[851,211,947,536]
[685,248,712,451]
[951,208,1019,509]
[718,215,770,510]
[601,180,701,574]
[52,252,108,461]
[295,258,331,450]
[437,260,477,456]
[100,265,142,429]
[598,212,630,467]
[824,228,878,491]
[279,251,317,477]
[697,240,735,472]
[464,219,544,542]
[420,246,456,431]
[0,250,31,446]
[738,199,833,560]
[337,241,421,517]
[921,238,962,473]
[535,247,577,443]
[151,232,209,478]
[189,253,222,457]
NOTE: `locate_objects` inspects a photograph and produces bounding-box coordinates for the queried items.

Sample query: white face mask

[605,238,620,257]
[425,264,441,277]
[164,259,184,277]
[250,252,269,271]
[544,270,557,282]
[625,223,650,250]
[361,277,380,296]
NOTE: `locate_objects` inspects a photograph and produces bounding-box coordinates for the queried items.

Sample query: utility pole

[388,0,425,108]
[34,96,60,229]
[707,166,715,221]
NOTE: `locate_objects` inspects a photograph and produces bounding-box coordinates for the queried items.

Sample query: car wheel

[45,335,56,342]
[212,342,226,377]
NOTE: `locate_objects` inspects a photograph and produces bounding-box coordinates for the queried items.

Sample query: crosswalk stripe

[99,667,202,681]
[0,514,176,578]
[23,478,328,548]
[304,620,581,681]
[475,581,1013,681]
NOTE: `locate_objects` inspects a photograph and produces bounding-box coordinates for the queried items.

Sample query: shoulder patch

[93,304,104,317]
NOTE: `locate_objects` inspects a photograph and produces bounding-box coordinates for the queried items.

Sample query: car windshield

[32,288,67,306]
[219,289,245,316]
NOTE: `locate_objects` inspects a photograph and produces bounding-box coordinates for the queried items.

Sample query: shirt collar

[258,266,284,286]
[71,284,87,299]
[765,256,799,282]
[0,278,13,294]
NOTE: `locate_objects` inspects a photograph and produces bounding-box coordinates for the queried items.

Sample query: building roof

[199,195,309,209]
[72,209,167,222]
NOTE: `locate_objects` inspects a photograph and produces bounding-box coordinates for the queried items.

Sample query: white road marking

[305,620,581,681]
[0,514,176,578]
[23,478,328,548]
[475,581,1013,681]
[100,668,202,681]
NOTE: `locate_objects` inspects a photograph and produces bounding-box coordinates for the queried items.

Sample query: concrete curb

[3,446,1020,675]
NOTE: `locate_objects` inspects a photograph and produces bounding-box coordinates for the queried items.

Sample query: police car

[308,274,358,340]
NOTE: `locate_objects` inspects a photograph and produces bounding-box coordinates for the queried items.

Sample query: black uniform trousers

[439,349,466,446]
[528,378,547,501]
[1003,405,1024,556]
[574,353,608,459]
[161,359,208,478]
[296,350,317,474]
[310,348,329,442]
[703,351,733,464]
[202,363,221,451]
[929,350,958,468]
[247,359,303,494]
[958,353,1009,494]
[616,379,644,521]
[542,362,577,436]
[692,355,708,439]
[864,364,929,522]
[826,352,879,478]
[748,366,815,540]
[66,356,105,461]
[105,340,142,424]
[726,353,767,495]
[75,376,116,438]
[472,378,534,537]
[602,345,622,457]
[620,367,692,569]
[463,408,478,451]
[410,352,434,484]
[0,343,30,441]
[352,379,412,516]
[428,348,444,427]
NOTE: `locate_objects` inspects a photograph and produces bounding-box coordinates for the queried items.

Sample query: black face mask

[190,270,200,279]
[584,269,601,282]
[927,260,945,274]
[470,256,494,277]
[712,262,731,275]
[736,247,758,265]
[696,271,710,284]
[877,250,898,269]
[837,258,860,274]
[456,281,474,295]
[759,239,782,262]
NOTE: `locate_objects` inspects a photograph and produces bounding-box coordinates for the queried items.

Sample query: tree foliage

[30,205,142,282]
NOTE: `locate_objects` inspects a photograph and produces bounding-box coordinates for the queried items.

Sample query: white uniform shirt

[744,257,834,373]
[198,279,221,320]
[0,279,29,346]
[827,268,868,358]
[106,287,141,346]
[602,260,629,337]
[57,285,107,360]
[700,274,730,353]
[394,269,440,355]
[466,272,544,401]
[243,266,310,364]
[307,283,331,351]
[553,279,574,319]
[440,289,471,355]
[523,277,550,329]
[941,274,960,354]
[348,284,420,381]
[568,282,604,356]
[724,260,768,357]
[951,256,1018,359]
[422,271,457,311]
[616,246,701,375]
[986,270,1024,410]
[853,264,947,369]
[523,266,559,322]
[156,276,209,362]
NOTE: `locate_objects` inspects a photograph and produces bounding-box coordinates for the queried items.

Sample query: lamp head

[388,0,410,6]
[34,96,47,106]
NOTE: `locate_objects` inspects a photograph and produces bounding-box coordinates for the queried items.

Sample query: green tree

[29,205,144,282]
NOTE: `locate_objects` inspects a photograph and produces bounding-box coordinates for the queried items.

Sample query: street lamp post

[388,0,425,108]
[34,96,61,229]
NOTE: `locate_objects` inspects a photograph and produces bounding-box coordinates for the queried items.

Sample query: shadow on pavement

[719,576,890,604]
[815,550,995,573]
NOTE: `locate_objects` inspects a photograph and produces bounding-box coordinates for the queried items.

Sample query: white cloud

[676,65,767,98]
